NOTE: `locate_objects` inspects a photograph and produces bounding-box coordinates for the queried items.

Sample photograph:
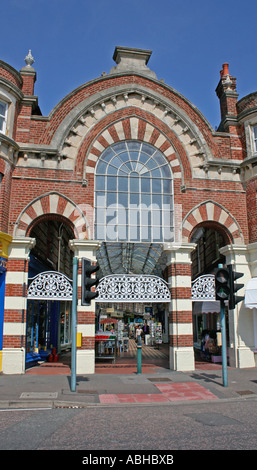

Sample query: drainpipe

[57,224,63,272]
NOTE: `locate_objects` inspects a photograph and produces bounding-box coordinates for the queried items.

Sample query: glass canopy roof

[96,242,165,277]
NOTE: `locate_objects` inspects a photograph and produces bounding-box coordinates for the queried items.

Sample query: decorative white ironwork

[27,271,73,300]
[191,274,216,301]
[96,274,171,303]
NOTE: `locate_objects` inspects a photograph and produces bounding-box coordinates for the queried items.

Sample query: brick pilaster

[2,237,35,373]
[164,243,195,371]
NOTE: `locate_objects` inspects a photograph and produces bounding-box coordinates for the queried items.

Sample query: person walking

[136,325,143,345]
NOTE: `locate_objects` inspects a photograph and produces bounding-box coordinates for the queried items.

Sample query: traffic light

[215,265,245,308]
[228,264,244,309]
[81,258,100,305]
[215,266,230,301]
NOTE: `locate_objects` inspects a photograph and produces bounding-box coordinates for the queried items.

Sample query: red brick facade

[1,47,256,373]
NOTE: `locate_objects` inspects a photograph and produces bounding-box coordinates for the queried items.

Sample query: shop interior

[95,301,169,365]
[193,301,229,364]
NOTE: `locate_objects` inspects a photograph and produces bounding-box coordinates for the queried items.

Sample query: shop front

[25,298,72,367]
[26,271,73,367]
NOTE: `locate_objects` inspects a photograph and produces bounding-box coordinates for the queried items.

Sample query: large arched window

[94,141,174,242]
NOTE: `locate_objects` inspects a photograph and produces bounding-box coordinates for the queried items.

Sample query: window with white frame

[0,100,8,134]
[94,141,174,242]
[253,125,257,152]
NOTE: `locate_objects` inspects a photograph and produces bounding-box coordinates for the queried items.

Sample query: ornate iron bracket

[191,274,216,301]
[96,274,171,303]
[27,271,73,300]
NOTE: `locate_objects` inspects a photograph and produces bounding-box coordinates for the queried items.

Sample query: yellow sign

[0,232,12,259]
[77,332,82,348]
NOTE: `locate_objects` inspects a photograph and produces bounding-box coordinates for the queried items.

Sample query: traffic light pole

[71,256,78,392]
[220,299,228,387]
[215,263,244,387]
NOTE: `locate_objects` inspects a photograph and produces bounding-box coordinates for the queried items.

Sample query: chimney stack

[216,63,238,132]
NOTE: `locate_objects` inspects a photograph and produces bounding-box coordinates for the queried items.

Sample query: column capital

[219,244,248,267]
[69,239,101,259]
[163,242,196,264]
[8,237,36,260]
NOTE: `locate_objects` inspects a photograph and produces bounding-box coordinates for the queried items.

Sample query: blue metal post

[71,256,78,392]
[217,264,228,387]
[137,336,142,374]
[220,299,228,387]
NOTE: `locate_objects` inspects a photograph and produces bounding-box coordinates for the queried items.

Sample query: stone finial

[110,46,157,79]
[24,50,35,68]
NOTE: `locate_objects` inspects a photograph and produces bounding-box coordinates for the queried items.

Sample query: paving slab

[0,365,256,408]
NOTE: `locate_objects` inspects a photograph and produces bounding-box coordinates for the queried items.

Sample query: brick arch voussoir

[14,192,91,240]
[75,107,192,180]
[181,201,244,245]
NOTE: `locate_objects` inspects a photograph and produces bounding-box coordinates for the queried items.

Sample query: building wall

[0,47,256,373]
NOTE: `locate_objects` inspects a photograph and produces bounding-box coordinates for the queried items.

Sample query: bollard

[137,337,142,374]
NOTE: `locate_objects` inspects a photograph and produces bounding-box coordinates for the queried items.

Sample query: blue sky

[1,0,257,129]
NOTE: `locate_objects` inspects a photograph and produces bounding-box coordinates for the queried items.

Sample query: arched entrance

[190,224,229,364]
[25,217,74,367]
[94,263,171,368]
